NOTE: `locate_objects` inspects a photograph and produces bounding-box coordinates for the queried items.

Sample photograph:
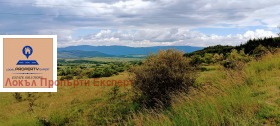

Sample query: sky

[0,0,279,47]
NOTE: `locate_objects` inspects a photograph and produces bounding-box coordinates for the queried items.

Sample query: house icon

[25,47,31,55]
[17,45,39,65]
[22,46,33,59]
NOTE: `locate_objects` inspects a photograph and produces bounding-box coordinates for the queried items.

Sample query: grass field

[0,72,134,125]
[127,52,280,125]
[63,57,144,62]
[0,53,280,125]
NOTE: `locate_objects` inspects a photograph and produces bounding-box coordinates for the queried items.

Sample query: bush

[189,55,204,66]
[222,49,251,70]
[212,53,224,63]
[90,68,104,78]
[130,50,196,108]
[102,66,116,77]
[252,45,270,58]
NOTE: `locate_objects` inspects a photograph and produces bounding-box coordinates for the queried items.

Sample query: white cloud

[29,0,280,27]
[38,29,74,42]
[243,29,275,39]
[0,0,279,47]
[57,28,277,47]
[33,0,155,16]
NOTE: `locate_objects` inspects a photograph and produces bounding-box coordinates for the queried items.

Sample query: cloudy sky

[0,0,279,47]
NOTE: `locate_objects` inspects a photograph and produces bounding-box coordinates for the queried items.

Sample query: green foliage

[257,104,280,125]
[37,112,69,126]
[190,53,224,66]
[185,45,234,57]
[102,66,117,77]
[221,49,251,69]
[252,44,270,58]
[239,37,280,54]
[131,49,196,108]
[203,53,214,64]
[3,46,280,125]
[276,99,280,105]
[58,59,136,79]
[89,68,104,78]
[187,37,280,60]
[212,53,224,63]
[127,50,280,125]
[189,55,204,66]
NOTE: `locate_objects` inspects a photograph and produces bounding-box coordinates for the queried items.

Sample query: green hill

[58,50,114,58]
[129,51,280,125]
[185,37,280,57]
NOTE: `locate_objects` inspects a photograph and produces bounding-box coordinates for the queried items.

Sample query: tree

[130,50,196,108]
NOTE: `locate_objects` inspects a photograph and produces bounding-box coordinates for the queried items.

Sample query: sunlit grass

[0,72,133,125]
[128,51,280,126]
[1,52,280,125]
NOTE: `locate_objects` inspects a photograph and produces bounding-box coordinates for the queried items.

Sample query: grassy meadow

[0,72,134,125]
[1,52,280,125]
[128,52,280,125]
[1,38,280,125]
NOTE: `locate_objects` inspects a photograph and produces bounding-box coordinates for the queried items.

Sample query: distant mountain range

[58,50,114,59]
[58,45,203,58]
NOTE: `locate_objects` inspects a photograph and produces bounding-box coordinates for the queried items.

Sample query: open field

[0,72,133,125]
[61,57,144,62]
[129,53,280,125]
[1,52,280,125]
[2,38,280,125]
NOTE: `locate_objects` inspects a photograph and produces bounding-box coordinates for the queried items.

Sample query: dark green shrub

[90,68,104,78]
[130,49,196,108]
[102,67,115,77]
[190,55,204,66]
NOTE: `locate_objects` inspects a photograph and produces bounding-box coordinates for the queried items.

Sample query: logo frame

[0,35,57,92]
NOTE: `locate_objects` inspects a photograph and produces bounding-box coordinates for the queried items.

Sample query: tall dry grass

[127,51,280,126]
